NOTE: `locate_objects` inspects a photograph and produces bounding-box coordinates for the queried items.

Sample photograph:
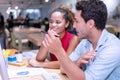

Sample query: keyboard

[42,70,61,80]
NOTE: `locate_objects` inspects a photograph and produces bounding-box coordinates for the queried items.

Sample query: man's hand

[75,50,96,67]
[42,30,62,55]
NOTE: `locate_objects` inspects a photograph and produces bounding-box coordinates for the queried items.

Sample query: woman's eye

[74,19,78,23]
[56,21,61,24]
[75,20,78,23]
[49,21,53,23]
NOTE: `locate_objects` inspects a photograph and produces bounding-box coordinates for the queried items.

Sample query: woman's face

[49,11,69,34]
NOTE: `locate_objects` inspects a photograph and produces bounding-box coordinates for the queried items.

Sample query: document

[22,50,38,59]
[8,68,46,78]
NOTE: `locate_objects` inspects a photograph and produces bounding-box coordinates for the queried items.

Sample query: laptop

[0,44,9,80]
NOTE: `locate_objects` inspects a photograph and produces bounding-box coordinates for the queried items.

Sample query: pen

[41,31,60,37]
[54,35,60,37]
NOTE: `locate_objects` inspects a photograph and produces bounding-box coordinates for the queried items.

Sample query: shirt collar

[95,29,108,51]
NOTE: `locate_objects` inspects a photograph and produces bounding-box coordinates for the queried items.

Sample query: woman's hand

[60,66,65,74]
[28,58,43,67]
[75,50,96,67]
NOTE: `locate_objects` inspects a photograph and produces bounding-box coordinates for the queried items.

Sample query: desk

[5,50,68,80]
[8,68,68,80]
[25,32,45,46]
[13,27,41,39]
[11,27,42,50]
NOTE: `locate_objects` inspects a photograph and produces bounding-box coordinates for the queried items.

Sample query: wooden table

[8,68,68,80]
[11,27,42,50]
[13,27,45,46]
[0,50,68,80]
[25,32,45,46]
[13,27,41,39]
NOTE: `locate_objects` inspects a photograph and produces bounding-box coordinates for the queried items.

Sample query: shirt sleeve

[69,43,82,61]
[69,39,91,61]
[85,46,120,80]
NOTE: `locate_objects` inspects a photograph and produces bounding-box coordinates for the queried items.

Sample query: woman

[29,6,80,69]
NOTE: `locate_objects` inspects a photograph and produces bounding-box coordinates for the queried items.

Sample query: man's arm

[75,50,95,67]
[42,30,86,80]
[55,48,85,80]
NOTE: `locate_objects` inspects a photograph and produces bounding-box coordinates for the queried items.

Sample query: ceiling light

[45,0,49,2]
[15,6,18,9]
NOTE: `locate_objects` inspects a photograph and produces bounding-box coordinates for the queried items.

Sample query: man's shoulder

[75,39,91,51]
[106,33,120,46]
[100,29,120,47]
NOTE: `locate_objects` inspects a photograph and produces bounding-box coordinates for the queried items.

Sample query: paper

[8,68,46,78]
[22,51,37,59]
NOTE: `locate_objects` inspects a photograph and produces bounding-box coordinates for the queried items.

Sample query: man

[42,0,120,80]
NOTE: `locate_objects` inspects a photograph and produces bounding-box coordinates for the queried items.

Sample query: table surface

[13,27,45,46]
[13,27,41,39]
[2,50,68,80]
[25,32,45,46]
[8,68,68,80]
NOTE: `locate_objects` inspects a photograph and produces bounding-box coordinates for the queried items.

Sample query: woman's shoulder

[65,31,80,42]
[65,31,75,37]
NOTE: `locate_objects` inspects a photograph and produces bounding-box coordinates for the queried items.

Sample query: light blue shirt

[69,29,120,80]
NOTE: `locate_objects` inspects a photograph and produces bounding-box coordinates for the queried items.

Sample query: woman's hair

[0,24,5,35]
[50,5,74,28]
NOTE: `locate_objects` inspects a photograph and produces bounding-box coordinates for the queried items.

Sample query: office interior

[0,0,120,79]
[0,0,120,49]
[0,0,120,62]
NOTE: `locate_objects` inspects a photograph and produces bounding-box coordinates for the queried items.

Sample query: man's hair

[76,0,107,30]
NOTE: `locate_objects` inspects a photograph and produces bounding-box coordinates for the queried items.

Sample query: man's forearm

[55,49,85,80]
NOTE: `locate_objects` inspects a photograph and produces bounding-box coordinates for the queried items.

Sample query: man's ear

[87,19,95,28]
